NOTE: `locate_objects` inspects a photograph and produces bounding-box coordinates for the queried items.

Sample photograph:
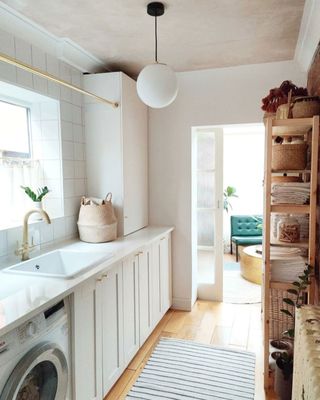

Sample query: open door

[194,127,224,301]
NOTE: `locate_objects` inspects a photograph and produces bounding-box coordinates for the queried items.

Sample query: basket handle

[105,192,112,202]
[81,196,86,205]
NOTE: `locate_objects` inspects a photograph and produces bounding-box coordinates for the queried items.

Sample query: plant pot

[274,365,292,400]
[31,201,43,221]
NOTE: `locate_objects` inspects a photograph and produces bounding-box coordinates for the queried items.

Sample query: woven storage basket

[77,193,117,243]
[291,96,320,118]
[272,143,307,170]
[269,288,295,340]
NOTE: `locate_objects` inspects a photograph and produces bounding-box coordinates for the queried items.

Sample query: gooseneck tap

[15,209,51,261]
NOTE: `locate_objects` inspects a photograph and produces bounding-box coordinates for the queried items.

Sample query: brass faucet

[15,209,51,261]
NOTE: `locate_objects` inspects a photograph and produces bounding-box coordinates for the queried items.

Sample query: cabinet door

[99,263,124,396]
[160,234,172,314]
[122,74,148,235]
[73,280,100,400]
[123,255,139,364]
[151,241,162,327]
[138,248,152,345]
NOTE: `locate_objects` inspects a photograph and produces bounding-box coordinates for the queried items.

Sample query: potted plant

[272,264,312,400]
[21,186,50,220]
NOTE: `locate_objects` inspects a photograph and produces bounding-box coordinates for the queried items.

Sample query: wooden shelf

[271,169,311,174]
[272,118,313,127]
[270,281,296,290]
[263,116,319,392]
[271,204,310,213]
[270,239,309,249]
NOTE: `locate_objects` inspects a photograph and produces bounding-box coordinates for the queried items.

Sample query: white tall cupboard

[83,72,148,236]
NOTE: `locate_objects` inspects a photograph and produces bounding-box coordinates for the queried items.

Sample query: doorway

[193,123,264,303]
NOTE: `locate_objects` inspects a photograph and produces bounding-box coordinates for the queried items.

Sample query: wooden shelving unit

[263,116,319,392]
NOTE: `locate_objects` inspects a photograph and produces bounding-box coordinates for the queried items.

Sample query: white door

[99,264,124,396]
[138,248,152,345]
[195,127,224,301]
[123,255,139,364]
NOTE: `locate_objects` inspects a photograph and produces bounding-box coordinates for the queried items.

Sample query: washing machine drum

[0,342,68,400]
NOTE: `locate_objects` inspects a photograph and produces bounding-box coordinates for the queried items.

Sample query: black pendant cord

[155,15,158,63]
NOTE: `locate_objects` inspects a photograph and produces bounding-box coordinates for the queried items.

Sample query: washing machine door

[0,342,68,400]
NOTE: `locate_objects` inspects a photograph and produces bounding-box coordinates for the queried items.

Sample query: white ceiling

[3,0,305,77]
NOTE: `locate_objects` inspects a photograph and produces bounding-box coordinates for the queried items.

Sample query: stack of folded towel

[270,246,306,282]
[271,182,310,205]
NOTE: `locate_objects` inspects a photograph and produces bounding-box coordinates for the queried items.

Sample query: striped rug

[126,338,255,400]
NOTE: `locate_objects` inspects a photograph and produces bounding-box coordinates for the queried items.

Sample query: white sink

[3,249,113,279]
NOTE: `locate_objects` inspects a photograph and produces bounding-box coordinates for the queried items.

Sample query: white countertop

[0,225,174,336]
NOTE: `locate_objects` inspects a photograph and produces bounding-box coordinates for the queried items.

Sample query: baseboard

[172,297,194,311]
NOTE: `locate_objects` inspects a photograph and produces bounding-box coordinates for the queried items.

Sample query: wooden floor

[105,300,277,400]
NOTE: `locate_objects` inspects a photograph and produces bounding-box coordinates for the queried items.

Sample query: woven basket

[269,288,295,339]
[77,193,117,243]
[272,143,307,170]
[291,96,320,118]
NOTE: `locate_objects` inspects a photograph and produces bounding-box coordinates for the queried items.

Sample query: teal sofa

[230,215,263,262]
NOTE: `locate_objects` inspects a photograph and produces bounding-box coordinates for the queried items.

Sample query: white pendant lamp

[137,2,178,109]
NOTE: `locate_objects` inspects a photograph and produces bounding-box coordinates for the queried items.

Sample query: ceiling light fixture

[137,2,178,108]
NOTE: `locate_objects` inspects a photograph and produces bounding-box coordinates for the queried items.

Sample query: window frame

[0,98,32,159]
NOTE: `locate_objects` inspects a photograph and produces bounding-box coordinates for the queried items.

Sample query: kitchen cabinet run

[73,231,172,399]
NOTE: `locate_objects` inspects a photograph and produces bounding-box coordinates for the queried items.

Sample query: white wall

[295,0,320,72]
[0,28,86,263]
[149,60,307,310]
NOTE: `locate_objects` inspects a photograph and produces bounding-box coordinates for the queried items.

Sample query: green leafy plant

[223,186,238,213]
[21,186,50,202]
[280,263,313,339]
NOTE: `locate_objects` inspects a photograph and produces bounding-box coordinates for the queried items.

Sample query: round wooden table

[240,245,262,285]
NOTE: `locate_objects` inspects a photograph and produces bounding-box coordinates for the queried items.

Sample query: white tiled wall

[0,28,87,261]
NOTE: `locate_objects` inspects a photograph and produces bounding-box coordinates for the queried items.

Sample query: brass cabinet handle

[102,273,108,278]
[96,277,103,282]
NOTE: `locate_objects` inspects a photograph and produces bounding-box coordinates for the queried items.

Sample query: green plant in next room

[21,186,50,202]
[223,186,238,213]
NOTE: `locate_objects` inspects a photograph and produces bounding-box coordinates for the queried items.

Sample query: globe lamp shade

[137,63,178,108]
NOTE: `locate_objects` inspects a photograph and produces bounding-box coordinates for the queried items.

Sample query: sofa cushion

[231,235,263,245]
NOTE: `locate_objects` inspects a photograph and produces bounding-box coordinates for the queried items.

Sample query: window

[0,100,31,158]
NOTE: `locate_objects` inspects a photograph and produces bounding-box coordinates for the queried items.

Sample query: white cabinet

[138,247,153,345]
[122,254,139,364]
[151,233,172,327]
[97,263,124,396]
[160,234,172,314]
[84,72,148,237]
[73,230,173,399]
[73,280,101,400]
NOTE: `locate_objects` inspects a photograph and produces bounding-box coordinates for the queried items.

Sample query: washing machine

[0,298,71,400]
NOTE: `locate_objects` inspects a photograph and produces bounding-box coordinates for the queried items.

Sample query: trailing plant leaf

[283,328,295,338]
[283,298,295,307]
[280,309,293,318]
[287,289,298,295]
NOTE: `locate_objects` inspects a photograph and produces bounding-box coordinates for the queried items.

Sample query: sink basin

[3,249,113,279]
